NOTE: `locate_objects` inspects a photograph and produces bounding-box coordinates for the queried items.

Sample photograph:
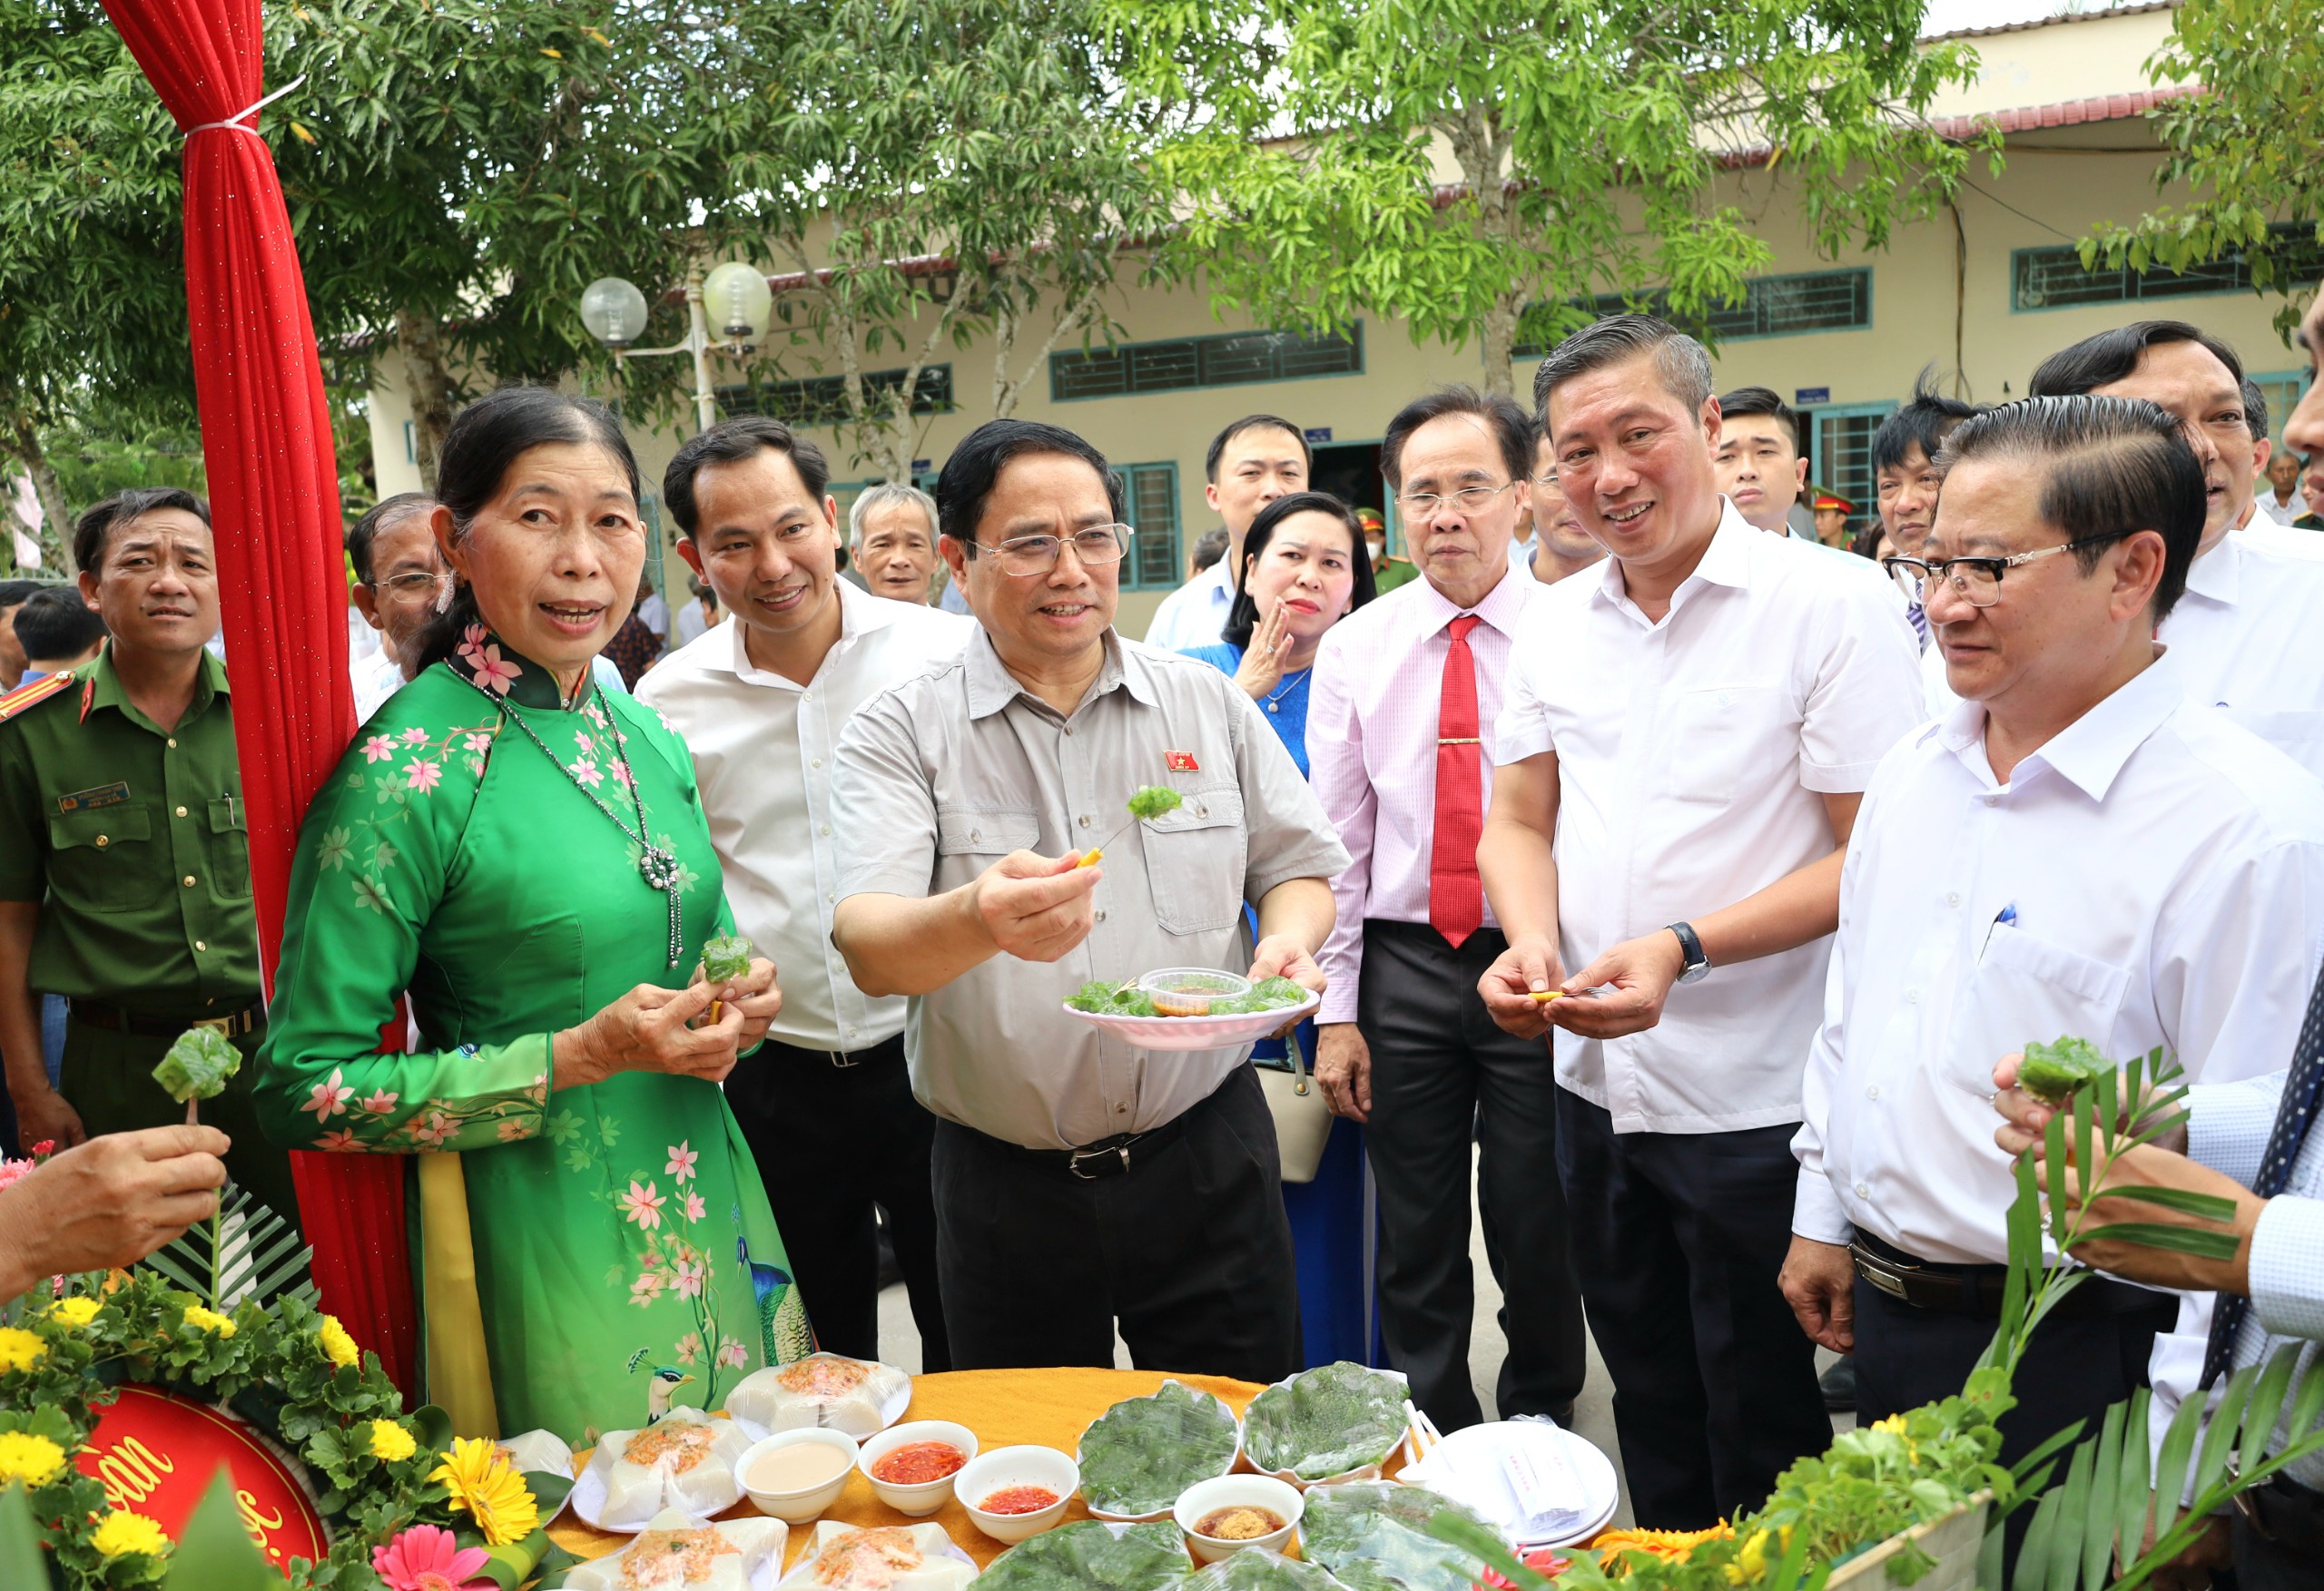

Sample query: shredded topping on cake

[619,1527,739,1590]
[622,1420,719,1474]
[777,1356,872,1399]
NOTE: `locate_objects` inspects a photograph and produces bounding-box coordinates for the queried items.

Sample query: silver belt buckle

[1069,1144,1130,1181]
[827,1049,859,1069]
[1850,1245,1913,1301]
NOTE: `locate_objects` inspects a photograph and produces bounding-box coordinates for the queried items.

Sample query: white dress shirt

[673,597,720,650]
[351,647,404,723]
[1922,530,2324,781]
[1140,555,1234,653]
[1309,558,1547,1025]
[1793,652,2324,1262]
[2240,516,2324,559]
[1495,500,1925,1134]
[2255,492,2310,528]
[638,590,670,639]
[637,581,971,1052]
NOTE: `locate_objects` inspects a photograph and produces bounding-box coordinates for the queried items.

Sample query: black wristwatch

[1667,921,1711,985]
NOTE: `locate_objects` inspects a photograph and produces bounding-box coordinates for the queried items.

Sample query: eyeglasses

[1881,532,2133,608]
[1395,481,1517,521]
[369,570,449,602]
[970,524,1132,577]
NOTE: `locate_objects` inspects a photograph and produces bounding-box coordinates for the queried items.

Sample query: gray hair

[1531,313,1714,423]
[848,481,939,547]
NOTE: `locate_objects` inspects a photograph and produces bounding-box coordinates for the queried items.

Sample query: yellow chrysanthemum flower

[369,1419,418,1461]
[0,1325,48,1374]
[46,1297,101,1328]
[0,1431,66,1488]
[428,1436,539,1546]
[1590,1523,1735,1576]
[316,1315,359,1369]
[90,1509,172,1559]
[179,1305,236,1338]
[1871,1414,1907,1436]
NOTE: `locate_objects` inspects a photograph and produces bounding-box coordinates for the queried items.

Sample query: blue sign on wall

[1794,388,1831,407]
[1303,427,1334,444]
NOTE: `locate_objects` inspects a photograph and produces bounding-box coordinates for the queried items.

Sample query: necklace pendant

[1266,701,1279,713]
[638,845,681,891]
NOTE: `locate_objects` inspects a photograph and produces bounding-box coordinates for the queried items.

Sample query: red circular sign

[76,1384,330,1575]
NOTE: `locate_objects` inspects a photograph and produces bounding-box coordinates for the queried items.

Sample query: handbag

[1257,1033,1333,1184]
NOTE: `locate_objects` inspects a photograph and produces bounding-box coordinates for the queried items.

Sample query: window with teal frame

[2250,368,2312,445]
[1801,401,1896,542]
[1120,463,1181,590]
[2012,225,2324,312]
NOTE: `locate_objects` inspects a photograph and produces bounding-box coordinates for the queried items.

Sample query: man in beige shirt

[832,417,1348,1381]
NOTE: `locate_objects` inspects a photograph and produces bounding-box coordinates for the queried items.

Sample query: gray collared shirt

[832,627,1350,1150]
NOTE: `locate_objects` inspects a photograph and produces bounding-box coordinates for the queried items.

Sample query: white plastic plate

[1060,991,1321,1053]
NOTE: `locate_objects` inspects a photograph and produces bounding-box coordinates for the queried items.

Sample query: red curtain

[100,0,419,1391]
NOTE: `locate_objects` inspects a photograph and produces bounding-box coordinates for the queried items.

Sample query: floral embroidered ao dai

[258,628,812,1441]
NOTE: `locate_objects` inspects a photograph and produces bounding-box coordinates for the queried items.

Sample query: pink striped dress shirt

[1309,558,1549,1024]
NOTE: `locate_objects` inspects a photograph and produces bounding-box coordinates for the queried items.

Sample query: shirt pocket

[1138,785,1247,936]
[205,798,251,901]
[1949,924,2132,1096]
[44,806,164,914]
[1667,683,1789,804]
[935,807,1041,859]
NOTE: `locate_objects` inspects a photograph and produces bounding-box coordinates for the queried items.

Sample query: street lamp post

[577,262,773,434]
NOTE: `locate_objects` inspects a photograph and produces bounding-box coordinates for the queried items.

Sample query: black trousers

[2234,1474,2324,1590]
[724,1034,950,1371]
[1853,1276,2177,1468]
[931,1065,1301,1384]
[1556,1088,1830,1528]
[1357,920,1587,1430]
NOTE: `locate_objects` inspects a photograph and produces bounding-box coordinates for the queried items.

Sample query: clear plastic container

[1137,967,1252,1017]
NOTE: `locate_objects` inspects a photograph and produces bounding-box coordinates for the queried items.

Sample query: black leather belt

[1002,1111,1192,1181]
[763,1034,903,1070]
[2237,1468,2324,1546]
[1849,1233,2168,1321]
[68,998,261,1041]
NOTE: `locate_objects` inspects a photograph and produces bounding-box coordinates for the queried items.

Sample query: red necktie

[1430,614,1486,948]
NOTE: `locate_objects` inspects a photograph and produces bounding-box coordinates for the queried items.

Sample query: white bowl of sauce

[740,1428,859,1522]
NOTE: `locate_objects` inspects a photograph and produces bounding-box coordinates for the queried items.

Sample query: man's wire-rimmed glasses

[971,523,1134,577]
[1881,531,2135,608]
[1395,481,1518,521]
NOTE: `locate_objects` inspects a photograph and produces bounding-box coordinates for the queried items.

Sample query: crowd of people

[5,286,2324,1584]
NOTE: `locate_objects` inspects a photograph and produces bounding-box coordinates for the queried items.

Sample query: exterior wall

[361,7,2312,638]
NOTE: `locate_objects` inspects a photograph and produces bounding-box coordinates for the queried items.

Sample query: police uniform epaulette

[0,668,76,724]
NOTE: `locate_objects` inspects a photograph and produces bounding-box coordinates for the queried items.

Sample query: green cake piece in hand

[153,1026,241,1105]
[1068,980,1125,1013]
[2018,1035,2107,1105]
[1125,785,1184,821]
[700,933,754,984]
[1253,976,1308,1008]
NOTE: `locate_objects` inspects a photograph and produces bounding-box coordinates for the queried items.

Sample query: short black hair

[2029,319,2247,402]
[71,487,211,576]
[1531,314,1714,423]
[1204,415,1311,484]
[2242,378,2270,444]
[0,579,41,613]
[1189,527,1229,574]
[1872,368,1983,476]
[1223,491,1379,651]
[12,585,105,662]
[1382,385,1534,491]
[1936,394,2205,622]
[664,416,832,537]
[1717,386,1799,451]
[410,386,639,673]
[936,419,1124,549]
[347,491,437,585]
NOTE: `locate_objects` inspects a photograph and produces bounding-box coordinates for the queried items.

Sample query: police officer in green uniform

[0,488,296,1226]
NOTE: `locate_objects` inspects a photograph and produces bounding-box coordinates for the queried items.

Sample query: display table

[550,1367,1277,1571]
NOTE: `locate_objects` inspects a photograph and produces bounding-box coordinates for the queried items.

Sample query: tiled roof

[1924,82,2201,139]
[1919,0,2177,45]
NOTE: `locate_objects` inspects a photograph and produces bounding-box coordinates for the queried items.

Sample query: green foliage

[136,1184,317,1313]
[157,1472,280,1591]
[2081,0,2324,340]
[748,0,1172,476]
[2015,1036,2109,1106]
[1102,0,1991,390]
[0,1483,48,1588]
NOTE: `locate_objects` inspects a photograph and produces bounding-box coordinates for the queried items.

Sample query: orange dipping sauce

[979,1485,1061,1516]
[871,1441,966,1485]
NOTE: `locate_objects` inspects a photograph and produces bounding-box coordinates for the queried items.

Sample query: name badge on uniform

[56,781,131,814]
[1165,751,1200,772]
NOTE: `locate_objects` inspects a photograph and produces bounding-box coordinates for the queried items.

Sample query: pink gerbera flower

[373,1522,493,1591]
